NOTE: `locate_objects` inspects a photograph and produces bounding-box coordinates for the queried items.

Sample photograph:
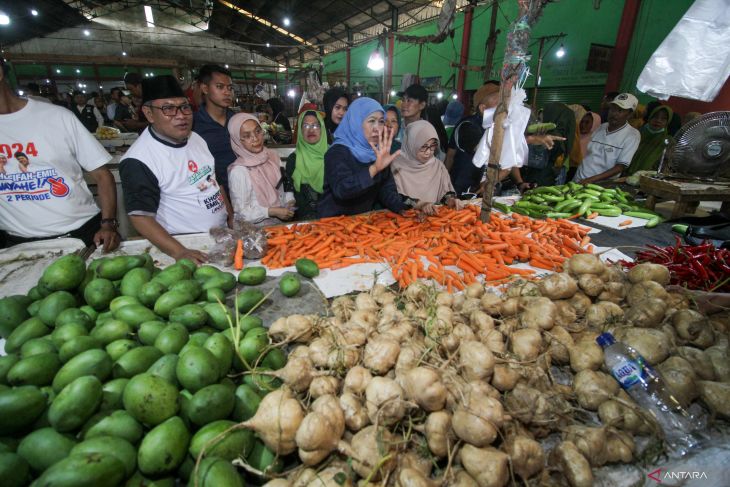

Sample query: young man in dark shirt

[192,65,237,192]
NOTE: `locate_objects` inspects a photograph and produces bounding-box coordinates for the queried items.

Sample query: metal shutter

[528,86,606,113]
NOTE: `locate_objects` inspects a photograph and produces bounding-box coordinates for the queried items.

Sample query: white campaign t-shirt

[120,128,227,235]
[574,122,640,181]
[0,99,110,238]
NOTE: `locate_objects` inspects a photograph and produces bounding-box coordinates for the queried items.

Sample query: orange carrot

[618,220,633,227]
[233,239,244,270]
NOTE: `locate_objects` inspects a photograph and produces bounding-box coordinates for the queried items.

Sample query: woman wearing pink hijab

[227,113,295,225]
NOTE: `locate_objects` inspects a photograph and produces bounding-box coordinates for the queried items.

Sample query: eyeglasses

[302,123,321,130]
[147,103,193,116]
[418,143,439,154]
[240,127,264,141]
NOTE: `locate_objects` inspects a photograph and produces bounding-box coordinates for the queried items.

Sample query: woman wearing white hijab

[391,120,463,213]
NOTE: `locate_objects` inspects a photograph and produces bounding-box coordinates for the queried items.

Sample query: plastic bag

[207,218,269,267]
[472,87,530,170]
[636,0,730,102]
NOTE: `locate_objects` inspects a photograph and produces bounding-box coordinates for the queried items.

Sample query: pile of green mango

[0,253,288,486]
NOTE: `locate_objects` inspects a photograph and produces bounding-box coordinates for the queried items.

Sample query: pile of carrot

[262,205,593,291]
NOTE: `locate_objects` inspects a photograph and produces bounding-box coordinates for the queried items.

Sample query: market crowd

[0,60,703,263]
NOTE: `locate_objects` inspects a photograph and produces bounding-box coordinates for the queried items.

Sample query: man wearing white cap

[574,92,640,184]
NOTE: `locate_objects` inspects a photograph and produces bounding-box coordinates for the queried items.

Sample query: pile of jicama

[225,254,730,486]
[263,206,593,291]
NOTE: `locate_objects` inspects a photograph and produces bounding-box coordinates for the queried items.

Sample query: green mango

[186,384,235,427]
[204,333,234,376]
[194,456,245,487]
[0,385,47,434]
[261,348,287,370]
[176,258,197,273]
[85,409,143,444]
[147,354,179,386]
[83,279,117,312]
[17,427,76,472]
[203,303,233,331]
[0,296,30,339]
[71,435,137,477]
[97,255,146,280]
[237,333,268,366]
[176,347,220,393]
[205,288,226,303]
[137,281,167,308]
[0,354,20,385]
[99,377,129,412]
[0,452,30,487]
[168,279,202,301]
[106,339,138,362]
[38,291,78,326]
[243,368,281,396]
[232,384,261,422]
[109,295,141,314]
[26,300,41,317]
[201,272,237,292]
[34,451,126,486]
[41,254,87,292]
[55,307,93,330]
[52,349,112,392]
[120,267,152,297]
[51,322,88,348]
[152,263,192,288]
[137,321,166,346]
[78,305,99,321]
[90,319,133,346]
[112,346,163,378]
[189,419,255,461]
[237,266,267,285]
[239,315,263,334]
[153,323,189,355]
[20,336,56,358]
[154,290,194,318]
[235,289,265,314]
[48,375,103,432]
[169,304,207,331]
[113,304,159,328]
[247,440,283,476]
[194,265,222,282]
[7,352,61,387]
[122,373,179,426]
[58,336,102,363]
[137,416,190,476]
[125,471,176,487]
[94,310,113,326]
[4,317,51,354]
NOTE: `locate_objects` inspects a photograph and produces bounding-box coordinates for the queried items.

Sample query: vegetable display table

[640,175,730,219]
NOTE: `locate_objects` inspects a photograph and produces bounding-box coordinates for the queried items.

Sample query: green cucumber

[526,122,557,134]
[593,207,623,217]
[541,194,565,203]
[646,216,661,228]
[623,211,661,220]
[546,212,573,219]
[588,203,619,210]
[492,202,512,214]
[581,188,602,197]
[672,224,689,235]
[577,199,592,217]
[585,183,605,192]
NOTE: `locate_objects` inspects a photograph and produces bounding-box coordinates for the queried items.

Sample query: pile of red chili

[624,237,730,292]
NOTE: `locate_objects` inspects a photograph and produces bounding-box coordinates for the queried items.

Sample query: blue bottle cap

[596,332,615,348]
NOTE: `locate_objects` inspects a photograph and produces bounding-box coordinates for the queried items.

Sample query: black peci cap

[141,75,185,104]
[398,84,428,102]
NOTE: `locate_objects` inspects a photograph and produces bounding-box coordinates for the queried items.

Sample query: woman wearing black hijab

[323,87,350,144]
[266,97,292,133]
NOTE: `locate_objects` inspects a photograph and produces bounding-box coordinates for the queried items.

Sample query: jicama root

[565,425,607,467]
[604,429,635,464]
[585,301,624,328]
[554,301,578,327]
[566,254,605,276]
[597,397,651,434]
[259,355,317,393]
[697,381,730,418]
[309,376,340,399]
[625,298,667,328]
[343,365,373,395]
[627,262,670,285]
[242,387,305,455]
[504,383,571,434]
[614,328,671,365]
[672,309,715,348]
[396,468,438,487]
[296,395,345,465]
[626,280,669,306]
[573,370,619,410]
[480,292,503,315]
[423,410,454,458]
[551,441,593,487]
[491,364,521,392]
[331,296,355,321]
[675,346,715,380]
[452,391,505,447]
[657,356,699,407]
[269,314,315,343]
[478,329,505,355]
[568,292,592,316]
[459,444,509,487]
[339,392,370,432]
[337,425,396,481]
[401,367,447,412]
[363,336,400,375]
[538,272,578,300]
[459,341,495,382]
[569,338,603,372]
[704,344,730,382]
[546,326,574,364]
[355,292,379,312]
[448,469,480,487]
[365,377,407,426]
[502,433,544,479]
[577,274,604,297]
[509,328,542,361]
[520,297,557,330]
[262,480,291,487]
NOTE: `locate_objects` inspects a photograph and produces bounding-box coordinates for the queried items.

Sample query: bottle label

[610,357,648,389]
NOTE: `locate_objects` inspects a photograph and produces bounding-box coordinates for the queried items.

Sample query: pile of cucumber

[0,253,318,486]
[495,182,662,228]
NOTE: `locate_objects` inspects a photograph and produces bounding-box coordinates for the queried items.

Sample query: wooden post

[531,37,545,111]
[484,1,499,82]
[480,81,512,222]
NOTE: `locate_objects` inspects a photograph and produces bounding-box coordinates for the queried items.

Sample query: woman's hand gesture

[369,125,401,177]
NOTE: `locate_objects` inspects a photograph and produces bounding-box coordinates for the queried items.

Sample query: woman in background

[286,109,328,220]
[323,88,350,144]
[383,104,402,154]
[625,105,673,176]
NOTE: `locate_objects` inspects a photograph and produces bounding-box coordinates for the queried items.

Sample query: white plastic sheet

[473,87,530,170]
[636,0,730,102]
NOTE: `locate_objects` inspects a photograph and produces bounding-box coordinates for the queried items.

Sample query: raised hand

[369,125,401,176]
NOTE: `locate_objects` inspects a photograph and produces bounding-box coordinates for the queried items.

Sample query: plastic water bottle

[596,332,701,455]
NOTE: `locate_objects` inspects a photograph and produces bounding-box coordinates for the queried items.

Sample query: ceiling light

[278,65,286,72]
[389,90,396,96]
[273,84,277,89]
[83,29,90,36]
[144,5,154,27]
[75,69,80,73]
[46,79,50,83]
[56,69,61,73]
[266,42,270,48]
[283,17,290,27]
[287,89,295,98]
[122,51,127,56]
[225,64,229,68]
[18,90,24,96]
[250,58,254,63]
[356,91,362,96]
[436,92,443,99]
[31,9,39,17]
[556,44,565,58]
[452,94,458,99]
[367,49,384,71]
[82,90,86,94]
[0,13,10,26]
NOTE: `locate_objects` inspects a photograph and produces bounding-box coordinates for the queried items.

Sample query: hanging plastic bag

[472,87,530,170]
[636,0,730,102]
